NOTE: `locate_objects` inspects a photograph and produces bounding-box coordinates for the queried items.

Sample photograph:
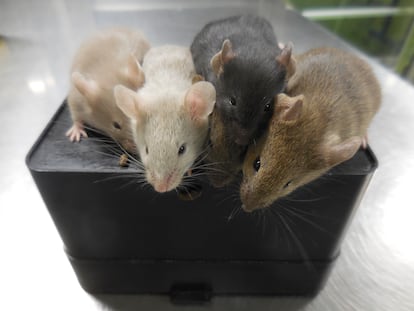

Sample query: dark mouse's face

[215,59,286,146]
[206,109,246,187]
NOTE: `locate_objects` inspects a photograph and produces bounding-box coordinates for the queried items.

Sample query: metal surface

[1,0,413,310]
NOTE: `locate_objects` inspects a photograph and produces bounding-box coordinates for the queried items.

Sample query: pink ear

[192,74,205,84]
[276,94,304,122]
[126,53,145,90]
[185,81,216,122]
[72,72,100,102]
[114,85,146,121]
[276,42,295,78]
[276,42,293,67]
[210,39,237,76]
[221,39,236,63]
[323,136,362,167]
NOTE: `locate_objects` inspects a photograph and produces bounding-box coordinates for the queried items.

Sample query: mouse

[190,74,245,187]
[240,47,381,212]
[114,45,216,193]
[66,28,150,152]
[190,14,293,146]
[205,108,246,187]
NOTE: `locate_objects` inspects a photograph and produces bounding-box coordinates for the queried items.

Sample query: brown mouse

[66,28,150,152]
[240,47,381,212]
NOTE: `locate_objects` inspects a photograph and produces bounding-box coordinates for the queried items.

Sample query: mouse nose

[152,172,177,193]
[153,177,170,193]
[154,182,169,193]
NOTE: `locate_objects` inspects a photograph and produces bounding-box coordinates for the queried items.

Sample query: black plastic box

[26,101,377,298]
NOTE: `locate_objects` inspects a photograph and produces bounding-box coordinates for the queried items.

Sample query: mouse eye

[113,121,122,130]
[229,96,236,106]
[283,180,293,189]
[178,144,186,155]
[264,97,274,112]
[253,157,261,172]
[145,146,148,155]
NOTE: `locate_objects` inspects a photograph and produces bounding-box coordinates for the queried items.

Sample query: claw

[66,122,88,142]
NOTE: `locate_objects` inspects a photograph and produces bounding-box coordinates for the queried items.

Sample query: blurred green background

[286,0,414,84]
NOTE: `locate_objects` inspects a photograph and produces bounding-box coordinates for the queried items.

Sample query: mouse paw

[66,122,88,142]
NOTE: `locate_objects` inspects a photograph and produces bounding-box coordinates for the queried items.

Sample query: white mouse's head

[115,81,216,192]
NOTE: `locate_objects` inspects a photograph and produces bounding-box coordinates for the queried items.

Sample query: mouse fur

[205,108,246,187]
[241,47,381,212]
[66,28,150,152]
[114,45,216,193]
[190,15,293,146]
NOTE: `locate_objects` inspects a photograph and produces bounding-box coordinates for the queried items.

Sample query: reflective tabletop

[1,1,413,310]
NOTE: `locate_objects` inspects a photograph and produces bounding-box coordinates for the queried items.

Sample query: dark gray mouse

[190,15,293,146]
[205,108,246,187]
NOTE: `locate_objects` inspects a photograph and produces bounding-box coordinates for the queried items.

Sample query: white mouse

[66,28,150,152]
[114,45,216,193]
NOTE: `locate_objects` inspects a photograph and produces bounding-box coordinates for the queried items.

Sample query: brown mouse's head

[72,54,145,152]
[240,93,361,212]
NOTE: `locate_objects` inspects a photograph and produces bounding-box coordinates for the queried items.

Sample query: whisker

[259,208,267,236]
[278,209,315,272]
[269,207,290,250]
[93,172,145,184]
[282,207,333,237]
[289,205,337,222]
[283,195,327,203]
[227,205,242,221]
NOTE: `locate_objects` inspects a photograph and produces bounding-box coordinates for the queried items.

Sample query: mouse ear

[276,93,304,123]
[114,85,146,122]
[72,72,100,102]
[125,54,145,90]
[192,74,205,84]
[184,81,216,123]
[321,136,362,167]
[210,39,237,76]
[276,42,295,79]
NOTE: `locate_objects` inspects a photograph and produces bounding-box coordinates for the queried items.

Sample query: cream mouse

[114,45,216,193]
[191,15,293,146]
[240,47,381,212]
[66,28,150,152]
